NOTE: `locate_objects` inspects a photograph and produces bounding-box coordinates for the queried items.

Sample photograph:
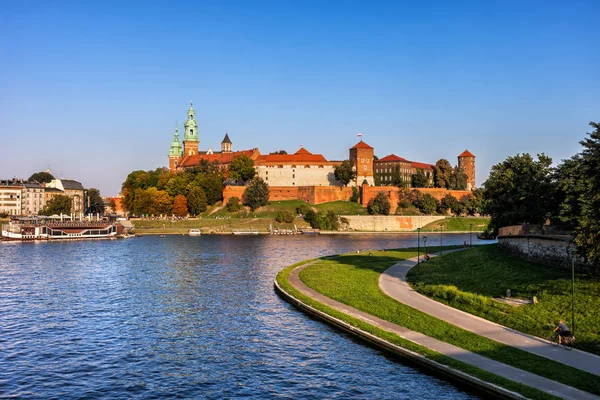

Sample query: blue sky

[1,0,598,196]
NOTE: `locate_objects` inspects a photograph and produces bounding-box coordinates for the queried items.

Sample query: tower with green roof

[168,122,183,170]
[183,101,199,156]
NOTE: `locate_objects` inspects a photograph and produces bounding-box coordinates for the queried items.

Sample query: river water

[0,234,488,399]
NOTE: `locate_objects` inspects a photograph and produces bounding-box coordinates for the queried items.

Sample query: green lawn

[420,217,490,232]
[406,245,600,355]
[291,248,600,396]
[315,200,368,215]
[276,258,557,400]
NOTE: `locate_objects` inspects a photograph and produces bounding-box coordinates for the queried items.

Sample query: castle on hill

[168,102,475,190]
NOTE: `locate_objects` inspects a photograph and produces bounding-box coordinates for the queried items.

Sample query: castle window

[293,174,295,178]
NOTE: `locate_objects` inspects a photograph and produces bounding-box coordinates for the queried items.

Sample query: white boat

[2,217,119,241]
[188,229,201,236]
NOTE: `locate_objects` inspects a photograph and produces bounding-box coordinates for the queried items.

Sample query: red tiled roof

[411,161,434,170]
[458,149,475,158]
[376,154,410,163]
[256,148,329,164]
[350,140,374,149]
[179,150,256,167]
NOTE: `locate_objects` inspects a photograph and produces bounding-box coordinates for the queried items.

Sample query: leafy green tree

[147,188,172,215]
[439,193,459,215]
[411,169,428,188]
[391,166,406,187]
[172,194,188,216]
[558,122,600,266]
[228,154,256,182]
[367,192,391,215]
[121,170,160,212]
[269,150,288,155]
[86,188,105,215]
[434,159,453,188]
[187,187,208,215]
[296,204,311,216]
[483,153,555,235]
[195,172,224,205]
[242,177,270,210]
[415,194,438,215]
[460,190,485,216]
[166,174,190,197]
[133,188,152,216]
[334,160,356,186]
[28,171,54,184]
[350,186,360,203]
[450,166,468,190]
[226,196,242,212]
[40,195,72,215]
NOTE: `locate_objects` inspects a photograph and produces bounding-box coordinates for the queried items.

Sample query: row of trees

[367,188,484,216]
[483,122,599,266]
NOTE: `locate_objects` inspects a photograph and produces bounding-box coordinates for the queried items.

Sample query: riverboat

[1,216,120,241]
[188,229,201,236]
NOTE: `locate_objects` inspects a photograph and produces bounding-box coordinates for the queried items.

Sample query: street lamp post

[570,248,576,336]
[423,236,428,259]
[417,227,421,265]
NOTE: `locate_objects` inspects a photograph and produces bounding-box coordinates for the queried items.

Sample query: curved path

[286,264,599,400]
[379,253,600,377]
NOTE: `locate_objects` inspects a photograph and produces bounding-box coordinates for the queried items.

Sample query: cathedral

[168,102,475,189]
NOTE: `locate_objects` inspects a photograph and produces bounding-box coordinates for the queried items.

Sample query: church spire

[169,122,183,157]
[221,130,232,153]
[184,100,199,142]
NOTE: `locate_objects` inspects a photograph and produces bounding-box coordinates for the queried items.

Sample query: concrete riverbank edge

[273,278,526,400]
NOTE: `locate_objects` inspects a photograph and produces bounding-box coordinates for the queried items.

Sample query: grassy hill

[420,217,490,232]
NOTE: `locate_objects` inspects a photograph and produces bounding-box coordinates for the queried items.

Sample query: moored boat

[188,229,201,236]
[2,216,120,241]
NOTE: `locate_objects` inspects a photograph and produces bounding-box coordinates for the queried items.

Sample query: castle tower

[183,101,199,156]
[349,138,375,186]
[221,131,232,153]
[168,122,183,171]
[458,149,476,190]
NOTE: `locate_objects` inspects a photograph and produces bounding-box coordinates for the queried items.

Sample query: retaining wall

[342,215,446,231]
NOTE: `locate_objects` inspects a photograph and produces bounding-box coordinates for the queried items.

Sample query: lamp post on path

[423,236,428,259]
[440,225,443,255]
[569,246,577,336]
[417,227,421,265]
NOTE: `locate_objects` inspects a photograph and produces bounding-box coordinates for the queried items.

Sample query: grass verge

[292,248,600,396]
[406,245,600,355]
[276,259,557,400]
[420,217,490,232]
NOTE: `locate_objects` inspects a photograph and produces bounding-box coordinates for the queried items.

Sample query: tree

[367,192,391,215]
[434,159,453,188]
[187,187,208,215]
[439,194,459,215]
[303,209,341,230]
[87,188,105,215]
[449,166,468,190]
[415,194,438,215]
[28,171,54,184]
[228,154,256,182]
[107,198,117,212]
[276,211,294,223]
[40,195,72,215]
[242,177,270,210]
[148,188,172,215]
[133,188,152,216]
[165,174,190,197]
[391,166,406,187]
[269,150,288,155]
[558,122,600,266]
[483,153,555,235]
[195,172,224,205]
[350,186,360,203]
[226,196,242,212]
[411,169,428,188]
[334,160,356,186]
[460,190,484,216]
[172,194,188,216]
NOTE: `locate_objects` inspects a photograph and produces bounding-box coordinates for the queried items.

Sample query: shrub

[276,210,295,223]
[415,193,438,215]
[226,196,243,212]
[367,192,391,215]
[242,178,269,210]
[303,209,341,230]
[350,186,360,203]
[296,204,311,216]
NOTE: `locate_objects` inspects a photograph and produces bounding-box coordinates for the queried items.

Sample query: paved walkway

[379,253,600,377]
[287,263,600,400]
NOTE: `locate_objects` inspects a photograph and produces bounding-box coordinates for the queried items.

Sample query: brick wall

[360,185,472,207]
[222,185,353,205]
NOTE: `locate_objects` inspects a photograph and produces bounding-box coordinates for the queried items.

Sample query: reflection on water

[0,234,486,399]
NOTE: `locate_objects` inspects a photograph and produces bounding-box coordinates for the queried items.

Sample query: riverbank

[276,248,600,399]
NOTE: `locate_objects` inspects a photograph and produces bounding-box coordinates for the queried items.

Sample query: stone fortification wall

[342,215,446,232]
[498,225,592,273]
[222,185,353,205]
[360,185,472,207]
